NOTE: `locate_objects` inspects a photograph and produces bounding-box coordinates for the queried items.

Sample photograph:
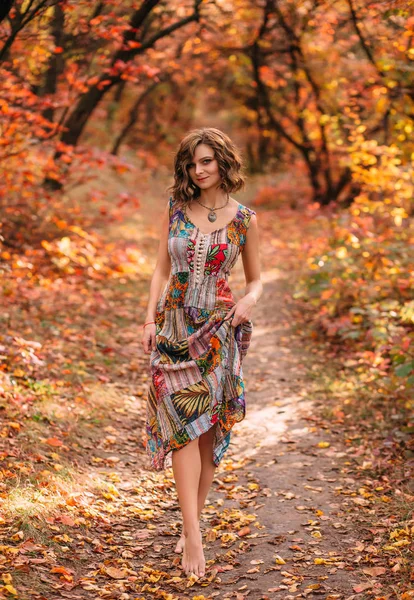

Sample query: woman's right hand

[142,323,156,355]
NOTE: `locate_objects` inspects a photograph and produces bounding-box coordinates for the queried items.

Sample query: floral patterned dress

[145,197,256,471]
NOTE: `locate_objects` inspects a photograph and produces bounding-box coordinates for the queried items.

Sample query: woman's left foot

[174,529,185,553]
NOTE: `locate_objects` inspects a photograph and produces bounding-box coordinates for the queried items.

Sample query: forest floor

[0,182,412,600]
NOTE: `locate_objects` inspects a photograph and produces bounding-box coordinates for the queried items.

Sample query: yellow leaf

[306,584,321,590]
[248,483,259,490]
[389,528,409,539]
[314,557,337,565]
[12,369,25,377]
[4,584,18,595]
[7,422,20,430]
[186,572,200,586]
[275,555,286,564]
[317,441,330,448]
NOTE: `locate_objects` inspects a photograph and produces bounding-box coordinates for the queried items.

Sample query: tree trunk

[59,0,200,148]
[111,79,162,155]
[0,0,13,24]
[40,3,65,121]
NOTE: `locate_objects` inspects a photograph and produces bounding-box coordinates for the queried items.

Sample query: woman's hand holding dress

[142,323,156,354]
[223,292,256,327]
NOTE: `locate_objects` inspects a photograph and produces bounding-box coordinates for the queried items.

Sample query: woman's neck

[196,191,229,209]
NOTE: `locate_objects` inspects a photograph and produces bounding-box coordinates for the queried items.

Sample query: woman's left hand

[223,293,256,327]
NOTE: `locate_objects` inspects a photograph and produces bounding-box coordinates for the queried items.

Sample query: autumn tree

[0,0,13,24]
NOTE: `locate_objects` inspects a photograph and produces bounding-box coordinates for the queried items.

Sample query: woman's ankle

[183,524,201,537]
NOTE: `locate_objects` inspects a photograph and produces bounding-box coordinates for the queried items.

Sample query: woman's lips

[197,176,208,181]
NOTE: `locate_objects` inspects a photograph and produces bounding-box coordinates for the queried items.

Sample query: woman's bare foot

[174,529,185,553]
[182,527,205,577]
[175,523,203,553]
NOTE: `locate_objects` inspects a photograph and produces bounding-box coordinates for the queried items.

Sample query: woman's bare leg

[171,436,205,577]
[175,423,218,553]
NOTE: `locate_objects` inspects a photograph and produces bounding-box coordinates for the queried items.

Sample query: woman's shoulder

[237,201,256,220]
[168,195,185,223]
[168,195,183,210]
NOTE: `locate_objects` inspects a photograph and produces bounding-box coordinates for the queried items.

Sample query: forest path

[60,196,370,600]
[3,191,381,600]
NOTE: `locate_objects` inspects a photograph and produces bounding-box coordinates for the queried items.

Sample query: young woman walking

[142,127,262,579]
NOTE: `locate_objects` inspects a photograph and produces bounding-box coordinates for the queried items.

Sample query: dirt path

[2,192,390,600]
[202,273,366,599]
[41,273,369,600]
[56,280,369,600]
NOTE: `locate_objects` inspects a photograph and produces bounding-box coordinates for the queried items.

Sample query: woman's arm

[224,213,263,327]
[241,214,263,305]
[142,200,171,353]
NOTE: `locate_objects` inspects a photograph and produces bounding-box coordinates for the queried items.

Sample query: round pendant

[208,211,217,222]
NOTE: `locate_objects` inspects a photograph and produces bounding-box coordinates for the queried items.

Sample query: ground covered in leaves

[0,190,413,600]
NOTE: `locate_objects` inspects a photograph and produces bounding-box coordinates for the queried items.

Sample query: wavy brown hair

[168,128,246,207]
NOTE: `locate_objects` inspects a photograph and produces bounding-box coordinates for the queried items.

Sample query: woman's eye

[188,159,212,168]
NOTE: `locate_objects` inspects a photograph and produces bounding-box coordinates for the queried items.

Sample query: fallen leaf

[45,437,63,447]
[362,567,386,576]
[353,582,373,593]
[105,567,128,579]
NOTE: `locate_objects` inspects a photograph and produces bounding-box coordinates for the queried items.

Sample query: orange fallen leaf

[353,582,373,593]
[238,526,251,537]
[45,437,63,447]
[362,567,386,576]
[105,567,127,579]
[59,515,76,526]
[7,422,21,430]
[50,566,73,575]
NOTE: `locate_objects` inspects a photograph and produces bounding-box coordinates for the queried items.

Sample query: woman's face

[187,143,221,191]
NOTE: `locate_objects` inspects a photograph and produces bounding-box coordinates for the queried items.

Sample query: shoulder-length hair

[168,128,246,207]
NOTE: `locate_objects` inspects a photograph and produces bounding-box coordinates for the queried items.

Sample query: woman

[141,127,262,579]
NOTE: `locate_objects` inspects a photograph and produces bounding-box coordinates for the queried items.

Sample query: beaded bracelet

[142,321,155,328]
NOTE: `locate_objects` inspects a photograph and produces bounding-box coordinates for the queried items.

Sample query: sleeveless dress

[144,196,256,471]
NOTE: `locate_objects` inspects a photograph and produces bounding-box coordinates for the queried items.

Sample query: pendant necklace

[195,195,230,223]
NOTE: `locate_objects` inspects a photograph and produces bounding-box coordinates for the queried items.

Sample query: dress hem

[145,404,245,472]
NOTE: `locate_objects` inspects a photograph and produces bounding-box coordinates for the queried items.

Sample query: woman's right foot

[182,527,205,578]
